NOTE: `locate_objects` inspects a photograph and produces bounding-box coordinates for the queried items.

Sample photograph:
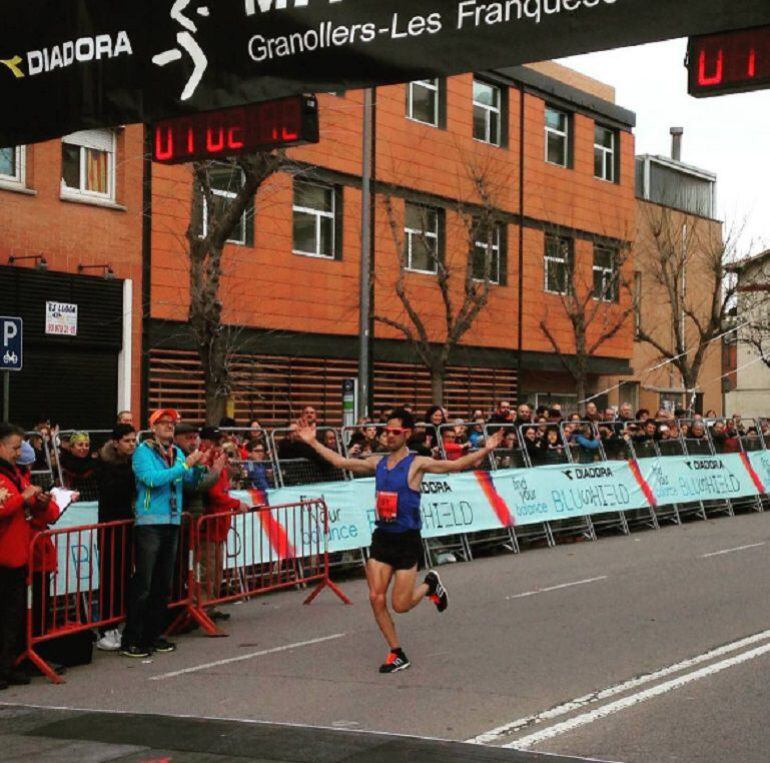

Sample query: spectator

[440,428,466,461]
[121,409,205,659]
[570,423,601,463]
[320,428,339,452]
[636,408,650,423]
[424,405,445,428]
[244,440,271,491]
[117,411,133,426]
[199,427,249,619]
[516,403,532,424]
[542,427,567,464]
[60,431,98,496]
[300,406,318,426]
[95,424,137,652]
[467,415,486,448]
[584,401,600,422]
[0,423,51,688]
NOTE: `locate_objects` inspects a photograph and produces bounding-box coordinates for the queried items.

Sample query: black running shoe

[152,638,177,653]
[379,651,411,674]
[424,570,448,613]
[120,644,151,659]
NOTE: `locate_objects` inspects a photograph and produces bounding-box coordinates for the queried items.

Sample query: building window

[593,246,619,302]
[407,79,440,126]
[472,221,503,284]
[404,203,440,274]
[61,129,115,200]
[202,166,247,245]
[0,145,25,186]
[473,79,502,146]
[293,180,337,259]
[594,125,617,182]
[544,234,572,294]
[545,107,569,168]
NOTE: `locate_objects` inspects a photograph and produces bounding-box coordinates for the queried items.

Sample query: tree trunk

[200,334,229,425]
[430,364,445,406]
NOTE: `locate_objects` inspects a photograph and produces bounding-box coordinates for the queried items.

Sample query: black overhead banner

[2,0,770,146]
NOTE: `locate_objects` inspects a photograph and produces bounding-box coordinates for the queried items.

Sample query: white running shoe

[96,628,121,651]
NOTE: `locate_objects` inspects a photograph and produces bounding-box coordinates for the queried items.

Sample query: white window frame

[407,79,439,127]
[405,203,439,274]
[201,166,247,246]
[60,129,116,202]
[594,124,616,182]
[593,245,619,303]
[544,107,569,168]
[292,180,336,259]
[473,79,501,146]
[0,145,26,189]
[473,222,501,284]
[544,234,572,295]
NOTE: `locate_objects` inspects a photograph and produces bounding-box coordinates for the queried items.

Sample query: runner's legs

[366,558,399,648]
[391,566,429,613]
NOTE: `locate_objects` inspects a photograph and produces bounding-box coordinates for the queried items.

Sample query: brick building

[1,62,638,428]
[147,64,636,425]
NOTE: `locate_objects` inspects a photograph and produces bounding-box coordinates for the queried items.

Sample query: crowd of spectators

[1,400,767,688]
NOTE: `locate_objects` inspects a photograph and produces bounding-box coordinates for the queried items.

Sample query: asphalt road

[5,509,770,762]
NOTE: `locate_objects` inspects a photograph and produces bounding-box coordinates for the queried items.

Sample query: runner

[298,408,502,674]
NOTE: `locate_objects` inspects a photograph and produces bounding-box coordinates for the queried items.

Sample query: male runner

[298,408,502,673]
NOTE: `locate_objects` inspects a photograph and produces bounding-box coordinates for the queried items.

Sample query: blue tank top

[374,453,422,533]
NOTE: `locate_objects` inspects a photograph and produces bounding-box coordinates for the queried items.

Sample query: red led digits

[152,95,319,164]
[689,25,770,97]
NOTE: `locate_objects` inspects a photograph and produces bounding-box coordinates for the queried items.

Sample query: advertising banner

[635,452,762,506]
[3,1,770,145]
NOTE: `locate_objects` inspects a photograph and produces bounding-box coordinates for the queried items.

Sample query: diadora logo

[1,32,133,79]
[562,466,613,481]
[421,481,452,494]
[244,0,343,16]
[685,459,725,471]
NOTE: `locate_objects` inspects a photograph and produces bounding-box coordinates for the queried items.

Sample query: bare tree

[635,204,740,407]
[538,234,633,411]
[374,161,505,404]
[735,252,770,370]
[187,152,290,424]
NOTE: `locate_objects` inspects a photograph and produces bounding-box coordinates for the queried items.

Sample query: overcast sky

[559,38,770,258]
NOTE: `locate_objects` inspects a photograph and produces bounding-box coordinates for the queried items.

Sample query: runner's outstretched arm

[297,422,380,475]
[416,429,504,475]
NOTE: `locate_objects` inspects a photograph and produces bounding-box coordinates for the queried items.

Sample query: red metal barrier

[187,498,350,635]
[16,519,134,684]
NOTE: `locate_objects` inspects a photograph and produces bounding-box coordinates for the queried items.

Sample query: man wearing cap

[121,409,205,658]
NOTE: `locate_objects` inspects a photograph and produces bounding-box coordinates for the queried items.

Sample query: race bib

[376,491,399,522]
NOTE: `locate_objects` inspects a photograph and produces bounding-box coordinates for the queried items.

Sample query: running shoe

[120,644,150,659]
[152,638,177,653]
[378,651,411,674]
[424,570,448,613]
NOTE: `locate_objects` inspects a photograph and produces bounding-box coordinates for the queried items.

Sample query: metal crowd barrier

[270,427,348,486]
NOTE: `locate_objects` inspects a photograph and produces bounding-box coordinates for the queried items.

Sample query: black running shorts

[369,528,422,571]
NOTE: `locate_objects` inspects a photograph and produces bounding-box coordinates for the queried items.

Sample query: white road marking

[467,627,770,745]
[701,542,766,558]
[149,633,346,680]
[507,640,770,750]
[506,576,608,600]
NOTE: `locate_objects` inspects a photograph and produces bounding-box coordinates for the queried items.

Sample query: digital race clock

[152,95,319,164]
[688,25,770,97]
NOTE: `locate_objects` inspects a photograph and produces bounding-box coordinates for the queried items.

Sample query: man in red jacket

[0,423,56,689]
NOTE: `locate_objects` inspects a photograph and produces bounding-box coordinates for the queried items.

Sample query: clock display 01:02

[152,95,320,164]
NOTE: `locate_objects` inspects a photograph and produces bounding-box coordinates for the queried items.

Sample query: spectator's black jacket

[96,441,135,522]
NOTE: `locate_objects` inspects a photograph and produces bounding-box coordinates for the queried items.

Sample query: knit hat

[16,441,36,466]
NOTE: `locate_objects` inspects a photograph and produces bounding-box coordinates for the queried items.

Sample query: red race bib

[376,491,399,522]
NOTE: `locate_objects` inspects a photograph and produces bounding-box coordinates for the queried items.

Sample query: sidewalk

[0,704,591,762]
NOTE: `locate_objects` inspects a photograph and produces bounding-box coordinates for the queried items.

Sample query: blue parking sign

[0,316,22,371]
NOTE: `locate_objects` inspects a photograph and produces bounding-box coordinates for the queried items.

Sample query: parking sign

[0,316,23,371]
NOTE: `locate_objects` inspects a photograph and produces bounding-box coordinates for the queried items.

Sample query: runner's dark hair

[388,407,415,430]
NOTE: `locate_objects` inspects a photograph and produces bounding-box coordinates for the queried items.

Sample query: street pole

[2,371,9,421]
[358,88,374,420]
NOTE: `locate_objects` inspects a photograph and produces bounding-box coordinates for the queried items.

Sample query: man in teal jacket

[121,409,205,658]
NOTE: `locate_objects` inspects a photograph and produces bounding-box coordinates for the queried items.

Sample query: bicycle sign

[0,316,22,371]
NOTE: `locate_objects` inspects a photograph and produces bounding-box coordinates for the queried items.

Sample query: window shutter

[333,185,344,260]
[498,224,508,286]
